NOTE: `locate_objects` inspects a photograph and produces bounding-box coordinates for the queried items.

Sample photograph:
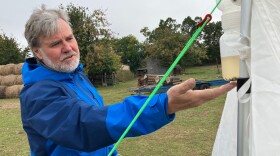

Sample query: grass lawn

[0,65,227,156]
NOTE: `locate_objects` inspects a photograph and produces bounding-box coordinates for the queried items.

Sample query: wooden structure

[90,72,116,87]
[138,74,182,87]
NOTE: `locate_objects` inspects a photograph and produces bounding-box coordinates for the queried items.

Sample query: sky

[0,0,222,48]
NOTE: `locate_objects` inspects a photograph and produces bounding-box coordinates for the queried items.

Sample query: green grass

[0,65,227,156]
[0,99,29,156]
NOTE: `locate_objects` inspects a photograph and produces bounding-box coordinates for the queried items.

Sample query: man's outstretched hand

[167,78,237,114]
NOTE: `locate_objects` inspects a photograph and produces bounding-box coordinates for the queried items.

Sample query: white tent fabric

[251,0,280,155]
[212,0,280,155]
[212,90,237,156]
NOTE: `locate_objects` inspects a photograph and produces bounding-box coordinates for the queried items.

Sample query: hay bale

[0,75,16,86]
[13,63,23,75]
[0,76,2,85]
[0,86,6,98]
[0,64,15,76]
[4,85,23,98]
[0,63,24,76]
[15,75,23,85]
[0,74,22,86]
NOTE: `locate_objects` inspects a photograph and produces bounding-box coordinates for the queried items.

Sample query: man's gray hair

[24,4,71,49]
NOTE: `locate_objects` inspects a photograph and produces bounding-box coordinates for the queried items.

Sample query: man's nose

[62,41,72,52]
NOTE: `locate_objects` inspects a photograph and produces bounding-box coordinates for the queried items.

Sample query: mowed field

[0,65,229,156]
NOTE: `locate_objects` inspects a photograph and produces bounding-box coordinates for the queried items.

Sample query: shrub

[116,70,134,82]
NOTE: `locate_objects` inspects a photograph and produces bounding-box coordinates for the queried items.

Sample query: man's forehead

[40,29,73,44]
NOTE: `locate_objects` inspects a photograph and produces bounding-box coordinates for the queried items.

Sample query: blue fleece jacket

[20,59,175,156]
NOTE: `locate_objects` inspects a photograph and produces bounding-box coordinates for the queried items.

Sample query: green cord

[211,0,222,14]
[108,1,222,155]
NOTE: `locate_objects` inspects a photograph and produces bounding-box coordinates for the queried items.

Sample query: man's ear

[32,48,43,60]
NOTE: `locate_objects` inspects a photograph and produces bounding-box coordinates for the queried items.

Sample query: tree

[60,3,119,84]
[0,33,24,65]
[181,16,203,41]
[202,21,223,64]
[181,16,197,36]
[61,3,113,65]
[141,18,207,68]
[181,16,224,64]
[84,42,121,82]
[112,35,145,73]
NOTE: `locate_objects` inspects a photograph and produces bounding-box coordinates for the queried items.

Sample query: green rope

[108,1,222,155]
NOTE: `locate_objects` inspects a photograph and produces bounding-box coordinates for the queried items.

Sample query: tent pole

[237,0,252,155]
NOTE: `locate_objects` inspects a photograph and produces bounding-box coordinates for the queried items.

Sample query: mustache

[59,51,77,61]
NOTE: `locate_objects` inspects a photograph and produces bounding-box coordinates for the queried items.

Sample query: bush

[116,70,134,82]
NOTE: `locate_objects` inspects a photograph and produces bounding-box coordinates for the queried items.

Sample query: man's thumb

[177,78,196,93]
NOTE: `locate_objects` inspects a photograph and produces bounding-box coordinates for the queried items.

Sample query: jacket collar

[22,58,83,85]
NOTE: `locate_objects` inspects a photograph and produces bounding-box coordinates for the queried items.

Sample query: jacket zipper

[72,74,100,106]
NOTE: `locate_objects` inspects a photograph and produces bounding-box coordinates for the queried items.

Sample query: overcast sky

[0,0,222,48]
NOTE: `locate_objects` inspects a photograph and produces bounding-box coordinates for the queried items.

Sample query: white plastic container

[217,0,241,80]
[220,32,240,80]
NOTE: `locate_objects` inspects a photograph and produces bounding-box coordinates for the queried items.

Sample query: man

[20,5,236,156]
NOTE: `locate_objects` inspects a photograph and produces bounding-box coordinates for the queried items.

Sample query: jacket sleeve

[106,93,175,141]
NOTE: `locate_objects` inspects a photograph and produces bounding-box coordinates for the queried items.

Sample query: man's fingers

[177,78,196,93]
[167,79,236,114]
[206,81,237,99]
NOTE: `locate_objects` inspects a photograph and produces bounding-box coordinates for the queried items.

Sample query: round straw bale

[0,64,15,76]
[0,75,2,85]
[0,86,6,98]
[15,75,23,85]
[0,74,18,86]
[4,85,23,98]
[0,65,3,74]
[13,63,24,75]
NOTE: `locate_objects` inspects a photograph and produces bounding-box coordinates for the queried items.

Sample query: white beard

[39,49,80,73]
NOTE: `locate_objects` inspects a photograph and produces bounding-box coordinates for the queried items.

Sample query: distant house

[120,65,130,71]
[136,58,182,87]
[137,58,181,77]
